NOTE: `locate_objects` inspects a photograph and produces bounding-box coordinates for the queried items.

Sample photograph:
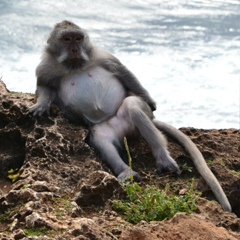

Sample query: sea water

[0,0,239,129]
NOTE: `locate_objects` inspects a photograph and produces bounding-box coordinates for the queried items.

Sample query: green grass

[181,163,193,172]
[24,227,48,237]
[0,205,15,222]
[112,180,200,224]
[116,137,200,224]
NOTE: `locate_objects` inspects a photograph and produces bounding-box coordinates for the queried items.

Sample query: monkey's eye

[75,36,83,41]
[64,37,71,41]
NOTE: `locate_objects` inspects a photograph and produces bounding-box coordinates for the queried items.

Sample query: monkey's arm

[29,86,56,116]
[29,55,63,116]
[99,57,157,111]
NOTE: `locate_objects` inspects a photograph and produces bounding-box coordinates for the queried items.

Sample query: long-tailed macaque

[29,20,231,211]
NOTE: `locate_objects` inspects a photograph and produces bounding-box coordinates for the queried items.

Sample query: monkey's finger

[28,105,47,117]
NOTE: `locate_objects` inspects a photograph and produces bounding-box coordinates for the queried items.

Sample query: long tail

[153,119,232,212]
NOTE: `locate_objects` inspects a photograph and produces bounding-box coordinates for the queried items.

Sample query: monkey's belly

[59,66,127,123]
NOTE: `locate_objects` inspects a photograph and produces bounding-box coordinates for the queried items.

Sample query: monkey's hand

[28,86,55,116]
[28,102,50,117]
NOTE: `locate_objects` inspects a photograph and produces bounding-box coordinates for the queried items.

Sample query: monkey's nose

[72,48,78,54]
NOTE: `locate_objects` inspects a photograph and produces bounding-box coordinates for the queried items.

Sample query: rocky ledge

[0,79,239,240]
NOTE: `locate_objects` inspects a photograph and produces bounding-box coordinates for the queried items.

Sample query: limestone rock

[74,170,123,206]
[0,79,239,239]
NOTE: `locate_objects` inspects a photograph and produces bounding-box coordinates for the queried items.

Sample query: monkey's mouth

[63,58,87,69]
[69,53,81,59]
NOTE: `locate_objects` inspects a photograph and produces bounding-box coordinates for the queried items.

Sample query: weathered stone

[25,212,45,228]
[6,188,38,204]
[70,201,82,217]
[0,79,239,239]
[74,171,123,207]
[13,229,26,240]
[68,218,117,240]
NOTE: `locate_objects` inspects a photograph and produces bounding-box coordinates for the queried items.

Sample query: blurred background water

[0,0,239,129]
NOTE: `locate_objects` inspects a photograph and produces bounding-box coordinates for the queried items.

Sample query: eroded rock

[120,213,239,240]
[74,170,124,206]
[0,79,239,239]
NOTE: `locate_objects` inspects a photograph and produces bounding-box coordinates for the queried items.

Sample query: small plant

[0,205,15,222]
[52,197,74,219]
[24,227,49,237]
[219,159,226,167]
[231,170,240,177]
[124,137,134,182]
[206,159,214,165]
[7,169,20,183]
[112,180,200,224]
[181,163,193,173]
[0,211,10,222]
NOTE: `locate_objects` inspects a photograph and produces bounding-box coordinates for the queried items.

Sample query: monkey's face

[61,31,84,59]
[47,24,92,69]
[57,30,91,68]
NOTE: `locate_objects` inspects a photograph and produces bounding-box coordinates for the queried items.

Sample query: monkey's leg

[123,96,181,175]
[89,123,141,182]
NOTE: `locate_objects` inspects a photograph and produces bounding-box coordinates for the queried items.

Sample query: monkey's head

[46,20,92,69]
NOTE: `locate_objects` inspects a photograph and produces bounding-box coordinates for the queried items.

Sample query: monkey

[29,20,231,212]
[30,20,156,117]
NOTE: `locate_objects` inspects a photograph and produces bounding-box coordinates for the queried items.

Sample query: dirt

[0,79,239,240]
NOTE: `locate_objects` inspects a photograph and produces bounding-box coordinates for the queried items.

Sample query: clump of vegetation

[115,137,200,224]
[231,170,240,177]
[112,180,200,224]
[0,211,10,223]
[52,197,75,220]
[0,204,15,223]
[7,168,20,183]
[181,163,193,172]
[24,227,49,237]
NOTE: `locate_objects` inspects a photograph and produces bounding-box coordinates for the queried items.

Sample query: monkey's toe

[156,161,181,176]
[117,169,142,183]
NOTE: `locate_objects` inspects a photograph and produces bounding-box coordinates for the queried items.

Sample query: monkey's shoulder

[36,53,65,85]
[90,47,122,71]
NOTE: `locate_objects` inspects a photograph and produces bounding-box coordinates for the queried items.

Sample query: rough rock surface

[0,79,239,240]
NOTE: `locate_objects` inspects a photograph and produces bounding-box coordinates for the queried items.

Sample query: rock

[68,218,117,239]
[25,212,45,228]
[0,79,239,239]
[6,188,38,203]
[120,213,239,240]
[74,170,124,207]
[13,229,26,240]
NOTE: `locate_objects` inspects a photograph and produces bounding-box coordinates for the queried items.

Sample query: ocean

[0,0,239,128]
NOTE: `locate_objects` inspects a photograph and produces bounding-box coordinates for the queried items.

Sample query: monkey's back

[59,66,127,124]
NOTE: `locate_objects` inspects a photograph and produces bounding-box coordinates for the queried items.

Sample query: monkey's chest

[59,67,126,123]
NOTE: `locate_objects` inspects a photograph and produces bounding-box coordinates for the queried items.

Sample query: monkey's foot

[117,169,142,183]
[156,157,181,175]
